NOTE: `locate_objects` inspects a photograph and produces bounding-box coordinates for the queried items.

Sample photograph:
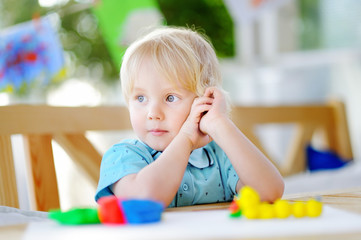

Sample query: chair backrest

[230,100,353,176]
[0,100,353,211]
[0,105,131,211]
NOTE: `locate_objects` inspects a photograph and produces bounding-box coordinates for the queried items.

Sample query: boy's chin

[146,142,167,152]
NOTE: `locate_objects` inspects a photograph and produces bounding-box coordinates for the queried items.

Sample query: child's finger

[204,87,225,102]
[193,104,212,118]
[203,87,219,98]
[188,104,212,123]
[193,96,213,106]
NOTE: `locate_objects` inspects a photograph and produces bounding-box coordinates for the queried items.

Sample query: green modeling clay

[49,208,100,225]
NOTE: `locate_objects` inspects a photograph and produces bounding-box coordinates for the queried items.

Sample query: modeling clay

[229,186,323,220]
[259,202,275,219]
[238,186,260,208]
[242,205,259,219]
[49,196,164,225]
[98,196,126,224]
[121,199,165,224]
[292,201,306,218]
[228,201,242,217]
[306,199,322,217]
[274,199,292,218]
[49,208,100,225]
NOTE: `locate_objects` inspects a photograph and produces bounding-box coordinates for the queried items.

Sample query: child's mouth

[149,129,168,136]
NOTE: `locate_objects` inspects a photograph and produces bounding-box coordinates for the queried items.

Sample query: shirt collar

[137,140,162,160]
[189,147,214,169]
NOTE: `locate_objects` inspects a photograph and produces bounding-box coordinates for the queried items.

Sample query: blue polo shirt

[95,139,239,208]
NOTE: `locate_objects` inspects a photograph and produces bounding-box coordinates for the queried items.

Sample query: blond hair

[120,26,223,103]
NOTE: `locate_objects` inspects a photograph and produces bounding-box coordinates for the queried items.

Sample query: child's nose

[147,104,164,120]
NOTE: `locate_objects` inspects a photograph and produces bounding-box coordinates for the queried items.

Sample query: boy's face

[128,57,197,151]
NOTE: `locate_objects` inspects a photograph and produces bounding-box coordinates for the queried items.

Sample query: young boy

[95,26,284,207]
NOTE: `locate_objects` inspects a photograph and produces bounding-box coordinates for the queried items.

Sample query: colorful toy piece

[292,201,306,218]
[238,186,260,209]
[259,202,275,219]
[242,205,259,219]
[229,186,323,220]
[274,199,292,219]
[49,208,100,225]
[49,196,164,225]
[306,199,323,217]
[98,196,126,224]
[229,200,242,218]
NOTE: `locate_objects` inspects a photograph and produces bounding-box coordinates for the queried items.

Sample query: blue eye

[166,95,179,102]
[137,95,145,102]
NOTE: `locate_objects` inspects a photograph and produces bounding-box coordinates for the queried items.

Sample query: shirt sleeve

[94,142,150,201]
[226,165,239,195]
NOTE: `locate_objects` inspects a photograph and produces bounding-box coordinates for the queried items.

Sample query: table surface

[2,187,361,240]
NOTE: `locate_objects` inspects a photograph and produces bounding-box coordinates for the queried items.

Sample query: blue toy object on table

[121,199,164,224]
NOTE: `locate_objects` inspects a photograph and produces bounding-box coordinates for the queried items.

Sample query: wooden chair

[0,105,131,211]
[230,100,353,176]
[0,100,353,211]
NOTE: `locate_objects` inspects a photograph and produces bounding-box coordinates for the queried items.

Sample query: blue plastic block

[120,199,164,224]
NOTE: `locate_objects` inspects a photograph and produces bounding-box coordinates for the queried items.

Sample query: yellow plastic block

[274,199,291,219]
[259,202,275,219]
[243,206,259,219]
[306,199,322,217]
[292,201,306,218]
[239,186,260,209]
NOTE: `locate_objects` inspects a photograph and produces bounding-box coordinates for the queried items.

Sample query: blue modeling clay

[121,199,164,224]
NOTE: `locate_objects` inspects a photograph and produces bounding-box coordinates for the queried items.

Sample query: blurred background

[1,0,361,210]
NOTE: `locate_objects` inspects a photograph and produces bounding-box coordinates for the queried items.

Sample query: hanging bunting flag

[0,15,65,94]
[92,0,163,67]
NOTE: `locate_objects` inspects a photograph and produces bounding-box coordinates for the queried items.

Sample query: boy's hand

[179,96,213,150]
[199,87,228,136]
